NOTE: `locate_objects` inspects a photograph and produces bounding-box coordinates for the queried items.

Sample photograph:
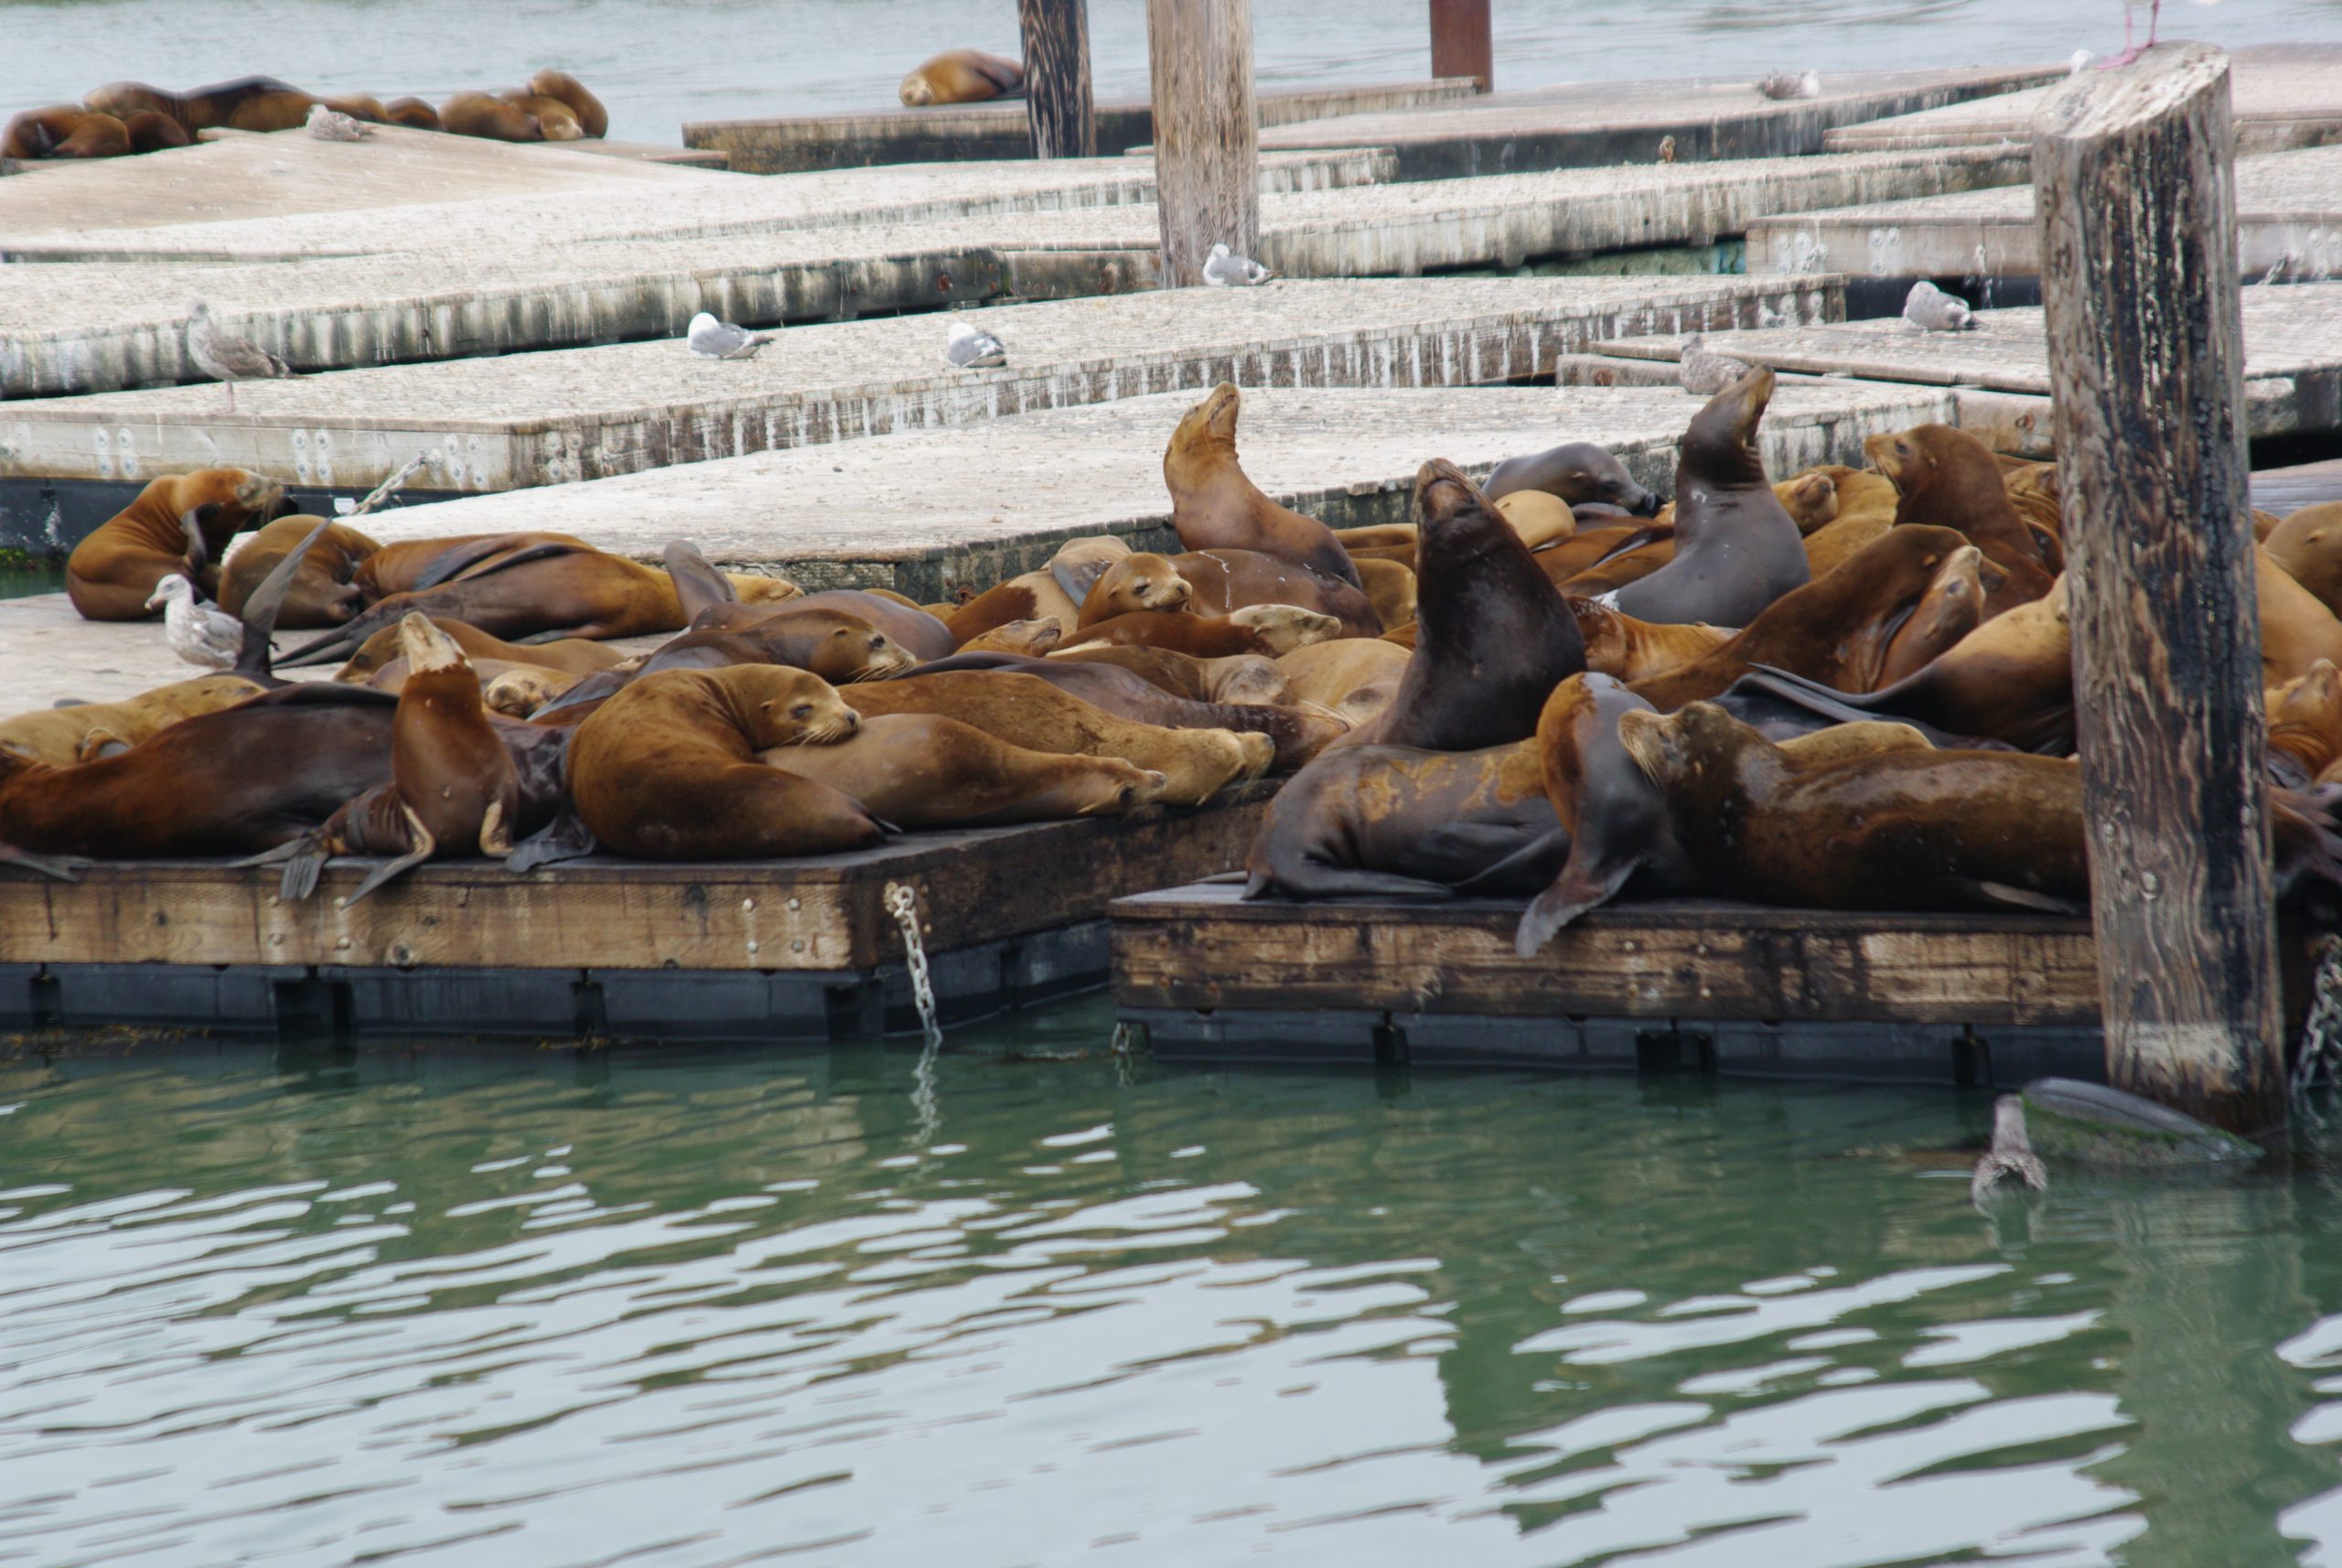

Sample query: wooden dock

[1112,883,2105,1082]
[1749,145,2342,282]
[0,784,1279,1043]
[1824,45,2342,156]
[683,79,1480,174]
[1256,64,2064,178]
[0,274,1840,493]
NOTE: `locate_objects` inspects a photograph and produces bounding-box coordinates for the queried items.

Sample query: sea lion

[757,714,1166,828]
[1162,548,1379,637]
[1334,522,1418,553]
[440,91,543,142]
[335,617,625,683]
[1053,604,1339,659]
[317,94,388,124]
[218,515,380,628]
[1876,542,1989,687]
[1611,368,1810,627]
[483,667,578,717]
[571,667,883,860]
[499,91,585,141]
[1491,492,1576,553]
[842,670,1273,805]
[1800,510,1893,580]
[383,97,441,131]
[1555,534,1676,598]
[898,48,1025,107]
[1054,646,1291,707]
[1628,528,1982,710]
[1355,558,1417,631]
[1164,384,1362,587]
[527,69,609,137]
[1276,638,1410,711]
[1865,424,2056,612]
[355,532,596,599]
[1080,553,1193,625]
[0,677,263,765]
[2002,461,2065,566]
[4,107,127,158]
[1535,521,1667,586]
[544,605,920,716]
[1242,739,1563,899]
[1482,442,1661,516]
[124,111,190,152]
[2268,660,2342,784]
[960,617,1064,655]
[66,468,286,621]
[1338,459,1585,752]
[362,653,579,697]
[705,589,956,662]
[948,571,1083,645]
[1566,599,1735,682]
[2265,503,2342,618]
[2257,545,2342,687]
[1777,472,1839,535]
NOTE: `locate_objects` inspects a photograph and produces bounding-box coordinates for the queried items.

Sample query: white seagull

[687,311,775,360]
[186,299,300,412]
[1202,242,1273,287]
[1755,70,1821,101]
[306,103,372,141]
[1679,334,1755,397]
[1903,280,1979,332]
[942,318,1007,370]
[145,575,243,670]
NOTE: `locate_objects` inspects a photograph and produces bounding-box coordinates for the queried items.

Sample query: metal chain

[885,882,942,1049]
[2292,933,2342,1102]
[340,452,431,520]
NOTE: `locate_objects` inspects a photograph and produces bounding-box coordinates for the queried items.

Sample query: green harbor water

[6,997,2342,1565]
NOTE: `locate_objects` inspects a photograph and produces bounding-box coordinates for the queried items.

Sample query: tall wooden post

[1144,0,1260,288]
[2033,45,2283,1133]
[1018,0,1096,159]
[1429,0,1492,90]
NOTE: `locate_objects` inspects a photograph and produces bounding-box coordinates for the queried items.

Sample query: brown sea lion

[219,515,380,628]
[960,617,1064,655]
[316,93,388,123]
[1490,492,1576,552]
[124,110,190,152]
[1053,605,1339,659]
[1163,547,1379,636]
[355,532,595,599]
[483,667,578,717]
[1628,528,1981,710]
[1612,368,1810,627]
[1165,384,1362,587]
[440,91,542,142]
[843,671,1272,805]
[2002,461,2065,566]
[335,617,625,683]
[383,97,441,130]
[66,468,286,621]
[499,91,585,141]
[1338,459,1585,753]
[1054,646,1290,707]
[1482,442,1661,516]
[0,677,263,766]
[1355,558,1417,631]
[363,653,582,697]
[709,589,955,661]
[2258,545,2342,687]
[1876,542,1989,687]
[2269,660,2342,784]
[2265,503,2342,618]
[4,106,128,158]
[757,714,1166,828]
[571,667,883,860]
[527,69,609,137]
[1566,599,1735,682]
[1776,472,1839,535]
[1275,638,1410,722]
[1334,522,1418,553]
[1080,553,1193,625]
[1800,510,1893,580]
[81,81,180,124]
[1865,424,2056,612]
[949,572,1082,645]
[1242,739,1564,899]
[899,48,1025,107]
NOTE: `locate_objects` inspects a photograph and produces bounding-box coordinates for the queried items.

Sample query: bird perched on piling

[686,312,775,360]
[1755,70,1821,101]
[1679,334,1754,396]
[185,300,300,412]
[1971,1094,2049,1206]
[1903,280,1978,333]
[145,575,244,669]
[1202,242,1273,287]
[942,318,1007,370]
[2100,0,2221,70]
[305,103,372,142]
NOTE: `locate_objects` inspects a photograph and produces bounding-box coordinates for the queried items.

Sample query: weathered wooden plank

[1021,0,1099,158]
[1146,0,1261,288]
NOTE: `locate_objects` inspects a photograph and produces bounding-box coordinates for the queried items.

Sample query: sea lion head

[1092,553,1193,617]
[1186,382,1243,446]
[1617,700,1763,792]
[1079,764,1172,815]
[961,616,1064,656]
[1778,472,1839,534]
[899,73,937,107]
[1413,456,1492,532]
[739,667,861,746]
[1228,603,1341,655]
[396,611,470,675]
[483,668,573,717]
[726,572,804,606]
[1864,427,1937,495]
[833,621,918,682]
[1680,367,1775,489]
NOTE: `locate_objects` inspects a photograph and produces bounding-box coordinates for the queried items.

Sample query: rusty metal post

[1429,0,1492,90]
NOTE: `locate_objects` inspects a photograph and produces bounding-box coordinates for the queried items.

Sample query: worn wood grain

[1145,0,1261,288]
[1020,0,1099,158]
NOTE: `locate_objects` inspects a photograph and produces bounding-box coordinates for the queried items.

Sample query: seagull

[1971,1095,2049,1207]
[1202,242,1273,287]
[1755,70,1821,101]
[145,575,243,670]
[1679,334,1754,397]
[305,103,372,142]
[1903,279,1978,332]
[942,318,1007,370]
[2101,0,2221,70]
[186,299,300,413]
[687,311,775,360]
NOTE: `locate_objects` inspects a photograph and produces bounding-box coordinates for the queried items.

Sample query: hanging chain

[885,882,942,1049]
[342,452,430,519]
[2293,933,2342,1103]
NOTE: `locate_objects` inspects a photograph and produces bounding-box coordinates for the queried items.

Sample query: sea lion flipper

[1515,853,1642,956]
[74,726,129,763]
[409,534,576,592]
[662,541,736,620]
[507,811,597,873]
[344,806,435,906]
[1451,828,1573,898]
[177,503,220,575]
[0,842,83,883]
[1975,880,2085,917]
[1051,556,1117,608]
[234,514,336,685]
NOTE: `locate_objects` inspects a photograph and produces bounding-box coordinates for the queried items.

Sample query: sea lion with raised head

[66,468,286,620]
[1483,442,1661,515]
[758,714,1166,828]
[1080,553,1193,625]
[218,515,380,628]
[1866,424,2056,612]
[499,91,585,140]
[1165,384,1362,587]
[1053,604,1340,659]
[527,69,608,137]
[899,48,1025,107]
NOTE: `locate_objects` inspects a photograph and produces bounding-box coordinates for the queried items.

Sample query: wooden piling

[2032,45,2284,1133]
[1428,0,1493,91]
[1144,0,1261,287]
[1018,0,1097,158]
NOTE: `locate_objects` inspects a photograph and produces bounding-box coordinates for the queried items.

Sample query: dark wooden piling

[2033,45,2283,1133]
[1428,0,1493,91]
[1018,0,1097,158]
[1144,0,1262,286]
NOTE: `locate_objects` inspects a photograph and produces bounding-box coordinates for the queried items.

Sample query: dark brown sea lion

[440,91,543,142]
[1164,548,1379,637]
[499,91,585,140]
[4,107,128,158]
[1611,368,1810,627]
[571,667,884,860]
[1242,739,1563,900]
[1052,605,1339,659]
[1484,442,1660,516]
[1336,459,1585,752]
[66,468,286,621]
[1865,424,2056,613]
[2269,660,2342,785]
[899,48,1025,107]
[0,677,263,766]
[2266,503,2342,619]
[81,81,183,125]
[383,97,441,130]
[1165,384,1362,588]
[335,617,625,683]
[1080,553,1193,625]
[757,714,1166,828]
[527,69,608,137]
[317,94,389,123]
[215,83,322,132]
[537,605,919,716]
[1567,599,1735,682]
[219,516,381,628]
[843,670,1273,804]
[354,532,595,599]
[124,110,191,152]
[1628,528,1980,710]
[701,588,955,662]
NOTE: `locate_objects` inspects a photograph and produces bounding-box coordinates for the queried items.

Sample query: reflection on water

[3,0,2335,142]
[4,997,2341,1564]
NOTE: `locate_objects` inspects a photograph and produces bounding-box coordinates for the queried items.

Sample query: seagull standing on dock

[942,318,1007,370]
[186,300,300,413]
[2101,0,2221,70]
[1202,242,1273,287]
[1679,334,1754,396]
[1903,280,1978,332]
[1755,70,1821,101]
[145,575,244,670]
[1971,1095,2049,1207]
[686,312,776,359]
[305,103,372,141]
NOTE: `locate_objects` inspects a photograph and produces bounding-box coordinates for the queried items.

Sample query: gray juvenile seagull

[942,317,1007,370]
[1903,279,1978,332]
[1202,242,1272,287]
[687,311,775,360]
[186,299,300,412]
[145,575,243,670]
[1755,70,1821,101]
[1679,334,1754,397]
[305,103,372,142]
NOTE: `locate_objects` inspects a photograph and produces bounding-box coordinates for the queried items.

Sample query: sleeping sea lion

[707,589,956,662]
[1080,553,1193,625]
[1052,605,1339,659]
[336,617,625,683]
[440,91,543,142]
[1877,542,1989,687]
[527,69,609,137]
[1566,599,1735,682]
[960,617,1064,655]
[1491,492,1576,552]
[1276,638,1409,712]
[1610,368,1810,627]
[1482,442,1660,515]
[1054,647,1291,706]
[0,676,263,765]
[538,605,919,716]
[66,468,286,620]
[2257,545,2342,687]
[1866,424,2056,612]
[899,48,1025,107]
[2265,503,2342,619]
[219,515,380,628]
[383,97,441,131]
[1163,548,1379,636]
[499,91,585,141]
[1165,384,1362,587]
[758,714,1166,828]
[4,106,127,158]
[355,532,595,599]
